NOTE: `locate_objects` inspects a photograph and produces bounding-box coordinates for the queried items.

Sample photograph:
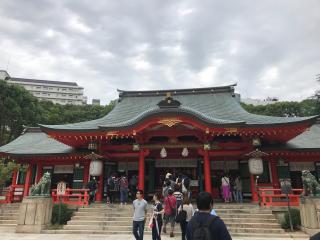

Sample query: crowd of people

[132,172,232,240]
[220,173,243,204]
[85,174,137,205]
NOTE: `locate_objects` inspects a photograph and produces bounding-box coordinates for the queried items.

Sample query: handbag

[175,205,187,223]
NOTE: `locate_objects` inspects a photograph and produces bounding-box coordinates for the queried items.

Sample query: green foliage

[0,80,42,145]
[0,158,26,188]
[281,208,301,230]
[241,99,319,117]
[0,80,115,145]
[51,203,75,225]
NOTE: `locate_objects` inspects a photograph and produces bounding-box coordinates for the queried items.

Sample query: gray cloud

[0,0,319,104]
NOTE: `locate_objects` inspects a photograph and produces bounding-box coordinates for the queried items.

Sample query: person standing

[163,189,177,238]
[149,193,164,240]
[87,177,97,204]
[221,173,231,203]
[120,175,129,205]
[179,197,194,240]
[108,176,116,203]
[173,184,183,210]
[234,175,243,203]
[133,189,148,240]
[129,175,138,201]
[186,192,232,240]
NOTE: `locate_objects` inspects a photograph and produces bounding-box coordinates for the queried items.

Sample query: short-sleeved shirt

[186,212,232,240]
[164,195,177,215]
[133,199,148,221]
[153,202,163,224]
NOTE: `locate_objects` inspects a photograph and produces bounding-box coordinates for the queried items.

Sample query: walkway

[0,233,310,240]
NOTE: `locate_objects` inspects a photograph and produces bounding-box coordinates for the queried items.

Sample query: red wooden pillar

[250,174,259,202]
[203,150,212,194]
[270,160,279,188]
[138,150,145,191]
[36,163,43,183]
[23,165,32,197]
[83,163,90,186]
[11,170,18,186]
[95,171,104,201]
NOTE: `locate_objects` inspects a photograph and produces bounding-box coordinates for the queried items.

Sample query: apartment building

[0,70,87,105]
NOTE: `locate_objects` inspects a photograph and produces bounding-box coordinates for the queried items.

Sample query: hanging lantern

[89,160,103,176]
[248,157,264,175]
[132,143,140,151]
[88,140,97,150]
[181,147,189,157]
[203,143,211,150]
[160,147,167,158]
[252,137,261,147]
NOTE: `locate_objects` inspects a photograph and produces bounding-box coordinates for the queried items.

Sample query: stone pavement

[0,233,310,240]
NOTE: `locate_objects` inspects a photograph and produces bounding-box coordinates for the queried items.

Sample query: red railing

[0,185,24,204]
[52,188,89,207]
[259,188,303,207]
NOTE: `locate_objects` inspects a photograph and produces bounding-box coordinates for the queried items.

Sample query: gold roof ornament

[158,118,182,127]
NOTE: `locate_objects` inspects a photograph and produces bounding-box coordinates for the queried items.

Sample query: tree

[241,99,319,117]
[0,80,116,145]
[0,158,26,189]
[0,80,42,145]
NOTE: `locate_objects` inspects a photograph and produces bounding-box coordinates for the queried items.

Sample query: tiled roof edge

[117,84,237,98]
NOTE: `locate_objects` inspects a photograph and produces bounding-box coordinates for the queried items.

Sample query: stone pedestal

[16,196,52,233]
[300,196,320,235]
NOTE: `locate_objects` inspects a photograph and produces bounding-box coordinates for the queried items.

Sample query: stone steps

[46,203,309,239]
[42,229,309,240]
[73,212,277,220]
[0,203,20,231]
[0,220,17,224]
[63,224,285,234]
[67,219,280,226]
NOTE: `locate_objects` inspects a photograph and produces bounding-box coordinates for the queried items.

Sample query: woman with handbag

[177,197,194,240]
[149,193,164,240]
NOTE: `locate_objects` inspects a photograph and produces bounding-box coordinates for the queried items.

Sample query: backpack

[190,214,217,240]
[166,196,177,216]
[108,178,115,190]
[120,177,128,189]
[175,205,187,223]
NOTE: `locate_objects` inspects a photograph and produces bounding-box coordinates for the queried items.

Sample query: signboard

[190,180,199,187]
[57,181,66,196]
[54,165,74,174]
[155,159,198,168]
[280,179,292,194]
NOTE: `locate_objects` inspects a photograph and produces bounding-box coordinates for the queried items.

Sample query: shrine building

[1,84,320,202]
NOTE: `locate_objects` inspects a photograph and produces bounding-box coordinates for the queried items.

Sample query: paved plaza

[0,233,310,240]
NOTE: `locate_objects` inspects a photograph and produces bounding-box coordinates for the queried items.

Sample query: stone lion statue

[302,170,320,197]
[30,172,51,196]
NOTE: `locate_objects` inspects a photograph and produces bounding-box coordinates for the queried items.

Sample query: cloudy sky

[0,0,319,104]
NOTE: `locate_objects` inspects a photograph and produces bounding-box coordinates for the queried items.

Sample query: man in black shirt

[186,191,232,240]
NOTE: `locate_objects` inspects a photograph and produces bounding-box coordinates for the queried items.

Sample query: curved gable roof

[0,128,73,155]
[40,85,317,131]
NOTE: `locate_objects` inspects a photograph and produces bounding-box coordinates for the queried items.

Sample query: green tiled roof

[40,85,317,131]
[0,128,73,155]
[286,124,320,150]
